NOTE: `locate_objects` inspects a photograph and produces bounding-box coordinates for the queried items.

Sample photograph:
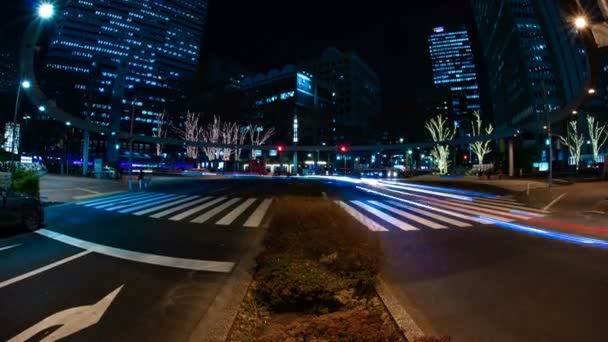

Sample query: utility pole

[541,81,553,189]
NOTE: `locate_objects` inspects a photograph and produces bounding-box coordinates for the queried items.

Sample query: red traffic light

[277,146,283,152]
[463,154,469,160]
[340,146,347,153]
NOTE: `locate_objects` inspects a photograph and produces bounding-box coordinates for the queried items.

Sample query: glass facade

[428,26,481,125]
[0,50,17,95]
[44,0,207,135]
[470,0,586,128]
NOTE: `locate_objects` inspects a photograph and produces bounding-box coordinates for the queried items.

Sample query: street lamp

[38,105,46,112]
[21,80,31,89]
[574,16,588,30]
[37,3,55,19]
[588,88,596,95]
[10,80,34,161]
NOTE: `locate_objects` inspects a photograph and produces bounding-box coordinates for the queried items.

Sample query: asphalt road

[1,176,607,341]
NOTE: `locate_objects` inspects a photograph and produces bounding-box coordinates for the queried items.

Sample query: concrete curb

[187,232,265,342]
[375,275,424,341]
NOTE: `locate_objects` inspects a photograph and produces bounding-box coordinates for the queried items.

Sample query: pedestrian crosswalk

[75,192,272,227]
[337,195,546,233]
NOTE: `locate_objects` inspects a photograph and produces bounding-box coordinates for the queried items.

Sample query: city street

[0,177,607,341]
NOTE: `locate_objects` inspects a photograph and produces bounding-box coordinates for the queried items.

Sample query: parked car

[0,188,44,230]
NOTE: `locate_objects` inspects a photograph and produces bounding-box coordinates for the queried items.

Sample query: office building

[0,49,17,95]
[470,0,587,129]
[428,26,481,131]
[43,0,208,156]
[416,87,454,119]
[305,48,382,144]
[240,66,333,147]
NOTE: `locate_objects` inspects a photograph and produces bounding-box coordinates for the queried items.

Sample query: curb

[375,275,425,341]
[187,231,265,342]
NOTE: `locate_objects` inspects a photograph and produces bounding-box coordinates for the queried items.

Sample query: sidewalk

[40,174,127,204]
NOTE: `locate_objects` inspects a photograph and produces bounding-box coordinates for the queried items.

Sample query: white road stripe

[386,200,471,227]
[337,201,389,232]
[0,250,92,289]
[150,196,212,218]
[118,195,187,214]
[36,229,234,273]
[0,244,21,252]
[369,200,447,229]
[243,199,273,228]
[216,198,257,225]
[103,194,174,211]
[83,192,154,207]
[419,199,516,222]
[191,198,241,223]
[169,197,226,221]
[428,198,531,220]
[77,192,135,205]
[352,200,419,231]
[91,193,159,209]
[462,199,546,215]
[133,196,200,216]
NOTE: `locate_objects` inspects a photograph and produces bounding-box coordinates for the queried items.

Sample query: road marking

[352,200,419,231]
[337,201,389,232]
[243,199,273,228]
[386,200,471,227]
[0,250,92,289]
[75,187,100,195]
[543,193,566,211]
[0,244,21,252]
[191,198,241,223]
[89,193,158,208]
[8,285,123,342]
[76,192,136,205]
[149,196,212,218]
[118,194,187,214]
[369,200,447,229]
[474,198,527,208]
[216,198,257,225]
[133,195,200,216]
[101,193,170,211]
[73,191,126,201]
[169,197,226,221]
[36,229,234,273]
[464,199,547,215]
[104,193,175,211]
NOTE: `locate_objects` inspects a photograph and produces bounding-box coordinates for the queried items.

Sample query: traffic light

[277,145,284,152]
[463,154,469,161]
[339,145,347,153]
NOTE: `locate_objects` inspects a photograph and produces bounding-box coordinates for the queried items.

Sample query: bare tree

[560,120,585,170]
[587,115,608,163]
[152,110,168,157]
[173,111,201,160]
[200,115,221,162]
[249,125,275,159]
[221,121,239,161]
[470,110,494,170]
[425,114,455,175]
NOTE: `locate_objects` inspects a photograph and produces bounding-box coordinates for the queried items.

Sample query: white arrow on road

[8,285,123,342]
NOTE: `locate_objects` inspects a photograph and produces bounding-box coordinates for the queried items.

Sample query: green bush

[11,169,40,197]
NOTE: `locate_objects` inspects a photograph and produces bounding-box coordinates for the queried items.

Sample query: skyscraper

[428,26,481,131]
[43,0,207,143]
[470,0,587,129]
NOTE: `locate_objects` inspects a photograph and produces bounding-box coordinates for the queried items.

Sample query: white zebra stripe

[336,201,389,232]
[191,198,241,223]
[119,195,187,214]
[386,200,471,227]
[352,201,419,231]
[85,192,155,207]
[91,193,160,209]
[216,198,257,226]
[133,196,200,216]
[169,197,226,221]
[243,199,273,228]
[369,200,447,229]
[103,194,175,211]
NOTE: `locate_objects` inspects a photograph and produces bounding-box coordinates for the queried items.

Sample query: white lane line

[76,192,137,205]
[386,200,471,227]
[0,244,21,252]
[133,195,200,216]
[191,198,241,223]
[352,200,419,231]
[118,195,187,214]
[543,193,567,211]
[337,201,389,232]
[91,193,160,209]
[169,197,226,221]
[36,229,234,273]
[369,200,447,229]
[216,198,257,226]
[0,250,92,289]
[83,192,154,207]
[243,199,273,228]
[148,196,211,218]
[103,194,174,211]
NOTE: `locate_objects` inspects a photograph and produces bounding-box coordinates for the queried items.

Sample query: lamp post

[10,80,32,164]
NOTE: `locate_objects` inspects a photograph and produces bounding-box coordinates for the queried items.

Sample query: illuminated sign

[434,27,444,33]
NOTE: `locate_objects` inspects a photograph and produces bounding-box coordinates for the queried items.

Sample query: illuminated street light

[38,105,46,112]
[66,121,72,126]
[588,88,596,95]
[38,3,55,19]
[572,110,578,115]
[21,80,31,89]
[574,16,588,29]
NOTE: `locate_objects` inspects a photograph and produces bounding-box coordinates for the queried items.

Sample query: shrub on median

[254,198,383,312]
[11,169,40,197]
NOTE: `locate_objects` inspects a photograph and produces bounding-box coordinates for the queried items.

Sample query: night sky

[1,0,477,135]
